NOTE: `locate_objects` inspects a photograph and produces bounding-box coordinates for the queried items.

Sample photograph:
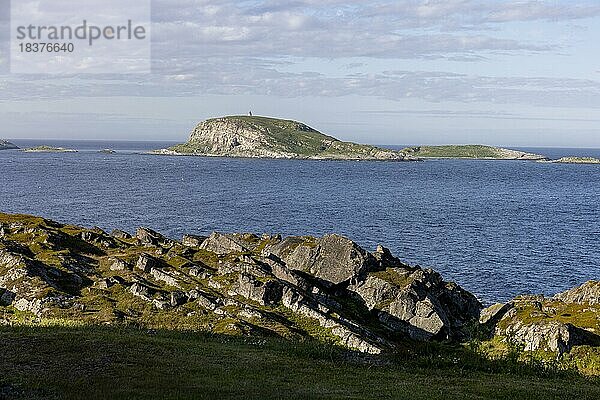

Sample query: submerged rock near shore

[153,116,415,161]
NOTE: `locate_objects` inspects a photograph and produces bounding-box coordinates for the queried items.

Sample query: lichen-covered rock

[372,245,408,269]
[196,293,220,311]
[136,227,171,247]
[486,290,600,355]
[233,273,283,306]
[151,267,181,288]
[95,278,114,290]
[153,299,171,310]
[110,229,132,240]
[499,320,589,354]
[268,234,376,285]
[280,286,389,354]
[135,254,158,273]
[349,267,481,340]
[129,283,152,301]
[96,276,123,290]
[182,234,206,247]
[480,302,513,325]
[0,212,487,354]
[14,297,45,315]
[80,230,118,249]
[200,232,250,254]
[347,274,399,310]
[554,281,600,305]
[107,257,131,271]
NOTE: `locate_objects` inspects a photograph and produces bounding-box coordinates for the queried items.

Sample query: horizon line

[3,137,600,150]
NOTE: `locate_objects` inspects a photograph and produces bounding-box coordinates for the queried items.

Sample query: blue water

[1,140,600,304]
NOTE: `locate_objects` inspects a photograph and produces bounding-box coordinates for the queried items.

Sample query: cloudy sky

[1,0,600,147]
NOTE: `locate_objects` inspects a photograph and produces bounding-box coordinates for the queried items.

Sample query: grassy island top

[401,145,548,160]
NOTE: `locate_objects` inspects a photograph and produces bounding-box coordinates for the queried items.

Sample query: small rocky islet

[401,144,549,160]
[21,146,78,153]
[551,156,600,164]
[1,212,600,374]
[0,140,19,150]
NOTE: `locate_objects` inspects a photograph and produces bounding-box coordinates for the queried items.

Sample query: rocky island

[1,211,600,387]
[21,146,78,153]
[0,140,18,150]
[401,145,549,160]
[552,157,600,164]
[153,116,414,161]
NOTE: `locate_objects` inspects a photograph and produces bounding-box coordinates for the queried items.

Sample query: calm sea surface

[1,140,599,304]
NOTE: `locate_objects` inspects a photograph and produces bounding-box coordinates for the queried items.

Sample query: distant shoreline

[4,137,600,164]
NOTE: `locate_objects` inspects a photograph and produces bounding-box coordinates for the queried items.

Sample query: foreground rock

[152,115,415,161]
[481,283,600,355]
[0,213,480,354]
[0,140,18,150]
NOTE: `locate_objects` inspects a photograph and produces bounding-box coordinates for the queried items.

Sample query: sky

[1,0,600,147]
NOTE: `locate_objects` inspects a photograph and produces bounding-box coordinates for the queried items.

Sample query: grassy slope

[402,145,515,159]
[1,326,600,400]
[171,116,397,158]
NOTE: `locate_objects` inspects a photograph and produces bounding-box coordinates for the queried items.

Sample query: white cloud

[3,65,600,110]
[1,0,599,108]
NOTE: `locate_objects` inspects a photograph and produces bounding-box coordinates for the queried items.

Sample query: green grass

[370,268,415,288]
[497,301,600,332]
[399,145,549,159]
[401,145,507,159]
[1,325,600,400]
